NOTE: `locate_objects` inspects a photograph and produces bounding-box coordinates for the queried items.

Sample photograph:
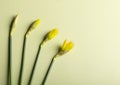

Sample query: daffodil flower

[26,19,40,37]
[57,40,74,56]
[41,28,58,46]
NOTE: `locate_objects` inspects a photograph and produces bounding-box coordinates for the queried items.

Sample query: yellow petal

[61,40,74,51]
[65,41,74,51]
[61,40,67,50]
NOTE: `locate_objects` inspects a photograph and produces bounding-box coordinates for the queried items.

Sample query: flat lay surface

[0,0,120,85]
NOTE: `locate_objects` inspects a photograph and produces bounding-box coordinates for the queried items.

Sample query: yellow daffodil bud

[10,14,19,36]
[26,19,40,37]
[41,28,58,46]
[57,40,74,56]
[30,19,40,29]
[47,28,58,40]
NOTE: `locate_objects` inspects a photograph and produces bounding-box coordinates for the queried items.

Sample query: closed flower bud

[41,28,58,46]
[26,19,40,36]
[30,19,40,29]
[47,28,58,40]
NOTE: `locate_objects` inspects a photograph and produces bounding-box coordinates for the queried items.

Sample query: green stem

[41,54,58,85]
[28,45,41,85]
[18,36,27,85]
[8,35,12,85]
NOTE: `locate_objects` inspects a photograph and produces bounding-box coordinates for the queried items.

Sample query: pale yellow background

[0,0,120,85]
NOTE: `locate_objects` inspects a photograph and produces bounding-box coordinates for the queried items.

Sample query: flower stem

[28,45,41,85]
[8,35,12,85]
[18,36,27,85]
[8,15,18,85]
[41,54,58,85]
